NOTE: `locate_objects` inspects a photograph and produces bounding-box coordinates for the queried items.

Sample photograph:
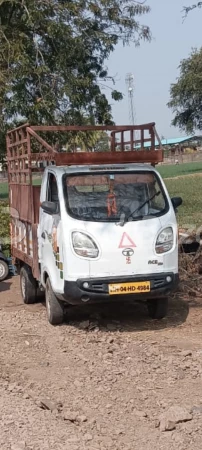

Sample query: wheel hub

[21,275,26,298]
[0,263,6,278]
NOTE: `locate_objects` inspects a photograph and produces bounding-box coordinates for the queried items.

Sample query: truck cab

[7,123,182,325]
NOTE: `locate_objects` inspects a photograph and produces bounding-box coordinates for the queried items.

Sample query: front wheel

[45,278,64,325]
[147,297,168,320]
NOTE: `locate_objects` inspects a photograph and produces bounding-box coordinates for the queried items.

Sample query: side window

[47,173,59,203]
[148,181,165,211]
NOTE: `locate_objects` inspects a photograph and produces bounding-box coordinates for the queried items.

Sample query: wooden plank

[8,139,28,149]
[12,247,33,267]
[52,149,163,165]
[30,123,156,132]
[7,123,29,134]
[27,127,56,153]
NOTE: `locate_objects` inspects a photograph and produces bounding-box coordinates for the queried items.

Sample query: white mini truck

[7,123,182,325]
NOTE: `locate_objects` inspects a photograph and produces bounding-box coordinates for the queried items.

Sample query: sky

[106,0,201,139]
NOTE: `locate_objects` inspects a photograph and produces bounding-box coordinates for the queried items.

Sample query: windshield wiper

[117,191,161,226]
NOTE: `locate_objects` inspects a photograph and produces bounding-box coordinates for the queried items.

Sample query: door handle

[41,232,46,240]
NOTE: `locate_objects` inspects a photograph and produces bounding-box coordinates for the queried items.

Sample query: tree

[183,2,202,16]
[168,48,202,133]
[0,0,151,132]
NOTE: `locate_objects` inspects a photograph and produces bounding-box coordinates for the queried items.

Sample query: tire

[45,277,64,326]
[20,266,38,304]
[0,259,9,281]
[147,297,168,320]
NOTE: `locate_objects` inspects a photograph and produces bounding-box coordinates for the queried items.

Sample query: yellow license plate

[109,281,151,295]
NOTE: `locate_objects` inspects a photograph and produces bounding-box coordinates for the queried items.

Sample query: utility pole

[125,73,135,125]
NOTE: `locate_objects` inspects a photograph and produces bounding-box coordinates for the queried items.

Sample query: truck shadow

[0,280,12,293]
[64,296,189,333]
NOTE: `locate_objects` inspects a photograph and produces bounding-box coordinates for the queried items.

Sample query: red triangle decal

[118,232,136,249]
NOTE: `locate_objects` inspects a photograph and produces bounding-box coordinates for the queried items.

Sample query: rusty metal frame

[7,122,163,184]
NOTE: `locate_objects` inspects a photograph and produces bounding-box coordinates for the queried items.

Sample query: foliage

[0,200,10,255]
[94,131,110,152]
[0,0,151,133]
[168,48,202,133]
[183,2,202,17]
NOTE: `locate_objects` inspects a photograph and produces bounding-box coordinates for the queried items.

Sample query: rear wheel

[147,297,168,320]
[0,259,9,281]
[20,266,38,304]
[45,277,64,325]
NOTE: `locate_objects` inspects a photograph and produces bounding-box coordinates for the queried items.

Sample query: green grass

[0,177,42,200]
[165,176,202,228]
[157,161,202,179]
[0,182,8,200]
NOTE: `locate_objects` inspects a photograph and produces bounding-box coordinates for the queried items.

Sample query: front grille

[153,277,167,289]
[91,283,106,292]
[91,283,109,293]
[79,275,173,294]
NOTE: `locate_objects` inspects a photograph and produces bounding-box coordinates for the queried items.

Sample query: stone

[159,406,192,432]
[63,410,77,422]
[11,442,26,450]
[74,380,84,388]
[79,320,90,330]
[160,419,176,432]
[77,415,87,423]
[181,350,192,357]
[134,409,147,418]
[38,399,59,412]
[191,406,202,414]
[106,324,117,331]
[83,433,93,442]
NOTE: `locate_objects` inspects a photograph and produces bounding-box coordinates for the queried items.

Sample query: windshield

[63,171,168,222]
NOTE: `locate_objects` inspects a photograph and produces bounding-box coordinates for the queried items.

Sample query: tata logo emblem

[122,248,134,257]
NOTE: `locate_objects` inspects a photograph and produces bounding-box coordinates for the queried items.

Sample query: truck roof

[51,163,158,175]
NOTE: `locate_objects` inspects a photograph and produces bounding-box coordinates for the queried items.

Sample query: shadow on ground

[62,296,190,333]
[0,280,12,293]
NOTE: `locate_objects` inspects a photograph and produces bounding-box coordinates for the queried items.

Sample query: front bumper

[61,272,179,305]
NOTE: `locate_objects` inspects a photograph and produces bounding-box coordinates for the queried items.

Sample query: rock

[79,320,90,330]
[160,419,176,432]
[63,410,77,422]
[191,406,202,414]
[106,404,112,409]
[38,399,59,412]
[77,415,87,423]
[181,350,192,357]
[74,380,83,388]
[114,428,124,435]
[83,433,93,442]
[134,409,147,418]
[159,406,192,432]
[106,323,117,331]
[11,442,26,450]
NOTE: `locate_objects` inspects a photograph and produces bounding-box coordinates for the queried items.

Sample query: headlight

[155,227,174,254]
[72,232,99,258]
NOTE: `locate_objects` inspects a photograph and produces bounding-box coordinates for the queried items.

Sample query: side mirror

[41,201,59,215]
[171,197,183,210]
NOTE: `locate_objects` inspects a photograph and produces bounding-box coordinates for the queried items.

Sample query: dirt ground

[1,276,202,450]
